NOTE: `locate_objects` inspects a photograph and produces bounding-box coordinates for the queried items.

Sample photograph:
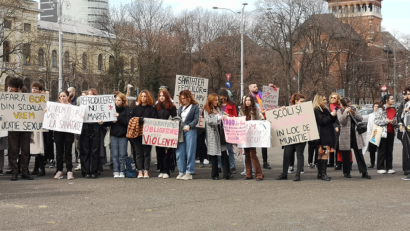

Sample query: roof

[37,20,115,39]
[382,31,407,52]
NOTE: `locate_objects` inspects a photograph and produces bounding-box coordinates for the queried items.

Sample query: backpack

[124,156,137,178]
[126,117,143,139]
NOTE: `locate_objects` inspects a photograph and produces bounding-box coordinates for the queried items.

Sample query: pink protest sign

[262,86,279,111]
[223,116,247,144]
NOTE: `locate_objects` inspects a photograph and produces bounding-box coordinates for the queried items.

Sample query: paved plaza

[1,142,410,231]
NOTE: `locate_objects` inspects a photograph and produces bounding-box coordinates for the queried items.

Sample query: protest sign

[266,101,319,147]
[42,102,85,134]
[197,116,205,128]
[80,95,117,123]
[0,93,48,131]
[222,116,247,144]
[173,75,209,109]
[142,118,180,148]
[262,86,279,111]
[0,114,6,137]
[369,124,383,147]
[238,120,271,148]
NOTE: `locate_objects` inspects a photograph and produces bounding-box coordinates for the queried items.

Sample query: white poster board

[0,114,6,137]
[42,102,85,134]
[262,86,279,111]
[80,95,117,123]
[238,120,271,148]
[0,93,48,131]
[142,118,179,148]
[173,75,209,110]
[266,101,319,147]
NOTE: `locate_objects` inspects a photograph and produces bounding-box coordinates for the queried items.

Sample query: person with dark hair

[374,94,397,174]
[53,90,75,180]
[219,88,237,173]
[239,94,264,181]
[129,90,157,179]
[7,77,33,181]
[363,102,381,168]
[276,93,307,181]
[176,90,200,180]
[67,87,77,106]
[337,98,371,179]
[397,87,410,175]
[155,89,177,179]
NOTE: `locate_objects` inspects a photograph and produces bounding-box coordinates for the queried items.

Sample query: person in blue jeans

[105,93,131,178]
[176,90,200,180]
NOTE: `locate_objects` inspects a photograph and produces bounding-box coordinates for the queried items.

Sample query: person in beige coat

[337,98,371,179]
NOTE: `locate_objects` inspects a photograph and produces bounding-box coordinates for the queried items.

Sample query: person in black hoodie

[155,89,177,179]
[129,90,158,179]
[106,93,131,178]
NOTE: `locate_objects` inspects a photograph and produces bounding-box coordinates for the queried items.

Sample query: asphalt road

[1,142,410,231]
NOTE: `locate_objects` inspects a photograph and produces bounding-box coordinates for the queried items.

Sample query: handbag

[124,156,137,178]
[350,114,367,134]
[219,123,227,145]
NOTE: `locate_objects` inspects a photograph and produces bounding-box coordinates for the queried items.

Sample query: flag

[26,57,30,63]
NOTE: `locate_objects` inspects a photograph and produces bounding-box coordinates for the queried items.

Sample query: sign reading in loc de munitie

[0,93,48,131]
[80,95,117,123]
[42,102,85,134]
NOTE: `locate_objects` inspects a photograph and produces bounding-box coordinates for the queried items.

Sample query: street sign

[336,89,345,98]
[381,85,387,91]
[226,74,231,81]
[225,81,231,89]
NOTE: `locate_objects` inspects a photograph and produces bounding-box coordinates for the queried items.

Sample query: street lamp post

[297,50,300,93]
[352,58,361,104]
[393,46,397,102]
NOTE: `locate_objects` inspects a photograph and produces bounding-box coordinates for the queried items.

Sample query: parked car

[361,104,373,109]
[359,108,374,123]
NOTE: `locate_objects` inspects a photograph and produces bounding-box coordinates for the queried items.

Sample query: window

[52,50,57,67]
[131,58,135,73]
[119,56,125,72]
[109,56,114,74]
[39,79,46,89]
[3,41,10,62]
[98,54,102,70]
[22,43,31,65]
[4,19,12,29]
[38,49,44,66]
[64,51,70,69]
[24,23,31,32]
[82,53,88,70]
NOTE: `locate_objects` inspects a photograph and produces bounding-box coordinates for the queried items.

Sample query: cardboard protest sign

[0,93,48,131]
[42,102,85,134]
[266,101,319,147]
[369,124,383,147]
[262,86,279,111]
[0,114,5,137]
[173,75,209,110]
[80,95,117,123]
[238,120,271,148]
[222,116,247,144]
[197,116,205,128]
[142,118,180,148]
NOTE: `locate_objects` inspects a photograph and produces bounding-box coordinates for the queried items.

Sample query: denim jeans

[110,136,128,173]
[176,129,197,175]
[227,144,236,169]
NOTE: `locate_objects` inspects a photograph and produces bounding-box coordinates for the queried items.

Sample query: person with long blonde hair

[312,94,337,181]
[328,92,342,169]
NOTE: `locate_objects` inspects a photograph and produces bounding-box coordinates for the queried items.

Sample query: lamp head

[242,3,248,6]
[213,7,218,9]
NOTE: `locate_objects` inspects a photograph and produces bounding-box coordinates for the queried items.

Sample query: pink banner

[223,117,247,144]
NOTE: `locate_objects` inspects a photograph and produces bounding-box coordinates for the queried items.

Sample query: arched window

[22,43,30,65]
[3,41,10,62]
[51,80,58,101]
[356,4,361,13]
[82,53,87,70]
[344,5,348,14]
[39,79,46,89]
[23,78,31,92]
[64,51,70,69]
[38,49,44,66]
[52,50,57,67]
[131,58,135,73]
[338,6,342,14]
[119,56,125,72]
[362,4,367,12]
[332,6,337,14]
[350,5,354,13]
[369,3,373,12]
[98,54,103,70]
[109,55,114,74]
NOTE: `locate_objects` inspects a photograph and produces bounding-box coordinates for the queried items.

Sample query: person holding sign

[129,90,158,179]
[238,94,264,181]
[155,89,177,179]
[276,93,307,181]
[362,102,380,168]
[52,90,76,180]
[30,82,46,177]
[312,94,337,181]
[176,90,200,181]
[337,98,371,179]
[203,93,230,180]
[6,77,33,181]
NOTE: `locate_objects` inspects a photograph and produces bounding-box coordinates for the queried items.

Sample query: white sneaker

[195,160,200,164]
[54,171,64,179]
[182,173,192,180]
[176,174,183,180]
[288,166,294,174]
[241,171,246,176]
[163,173,169,179]
[203,159,209,165]
[114,172,120,178]
[158,173,164,178]
[118,172,125,178]
[377,170,387,174]
[74,164,81,171]
[387,169,395,174]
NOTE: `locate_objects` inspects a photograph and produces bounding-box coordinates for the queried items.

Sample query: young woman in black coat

[313,94,337,181]
[129,90,158,179]
[155,89,177,179]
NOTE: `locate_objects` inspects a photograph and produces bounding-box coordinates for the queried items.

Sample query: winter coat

[106,105,132,138]
[374,106,397,137]
[177,104,200,129]
[337,107,364,151]
[397,101,406,139]
[130,104,158,124]
[204,108,228,156]
[157,104,177,120]
[223,103,237,117]
[314,107,337,147]
[30,131,44,156]
[363,112,376,155]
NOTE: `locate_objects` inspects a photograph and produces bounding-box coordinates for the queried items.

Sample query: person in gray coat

[337,98,371,179]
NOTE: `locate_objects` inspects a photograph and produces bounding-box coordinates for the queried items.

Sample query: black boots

[263,162,272,169]
[31,157,39,175]
[21,172,34,180]
[335,161,342,170]
[319,159,331,181]
[11,174,18,181]
[275,173,287,180]
[37,155,46,176]
[327,152,335,167]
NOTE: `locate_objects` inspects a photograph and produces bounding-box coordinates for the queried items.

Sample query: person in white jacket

[362,102,380,168]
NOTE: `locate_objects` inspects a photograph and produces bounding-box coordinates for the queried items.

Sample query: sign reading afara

[0,93,48,131]
[42,102,85,134]
[142,118,180,148]
[80,95,117,123]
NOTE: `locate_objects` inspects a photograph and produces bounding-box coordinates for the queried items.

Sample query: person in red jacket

[219,89,237,173]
